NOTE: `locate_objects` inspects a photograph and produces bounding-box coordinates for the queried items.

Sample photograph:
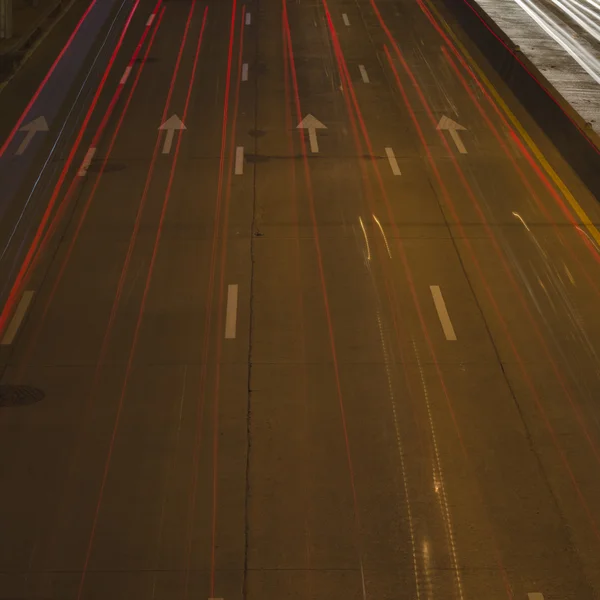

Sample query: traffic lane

[349,0,600,355]
[417,0,600,229]
[248,190,439,598]
[0,0,132,150]
[0,0,164,331]
[0,1,247,596]
[249,175,505,600]
[299,6,502,366]
[499,224,600,462]
[255,2,416,592]
[97,0,256,369]
[365,0,600,475]
[0,360,247,600]
[308,3,600,596]
[9,0,211,367]
[507,220,600,407]
[380,33,600,309]
[360,194,598,596]
[288,3,552,596]
[334,1,500,156]
[353,0,600,465]
[0,0,156,245]
[366,221,596,598]
[0,4,190,569]
[505,360,600,595]
[414,159,600,595]
[252,7,466,598]
[403,357,596,599]
[345,0,600,238]
[455,232,600,595]
[0,0,103,140]
[385,224,598,597]
[82,0,206,165]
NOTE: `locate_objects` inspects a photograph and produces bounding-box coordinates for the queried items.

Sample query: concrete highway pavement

[1,0,600,597]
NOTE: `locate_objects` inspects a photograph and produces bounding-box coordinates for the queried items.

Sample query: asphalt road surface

[0,0,600,598]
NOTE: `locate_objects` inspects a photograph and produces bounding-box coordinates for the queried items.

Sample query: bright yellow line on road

[422,0,600,248]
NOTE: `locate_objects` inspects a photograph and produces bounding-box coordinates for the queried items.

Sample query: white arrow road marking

[235,146,244,175]
[385,147,401,175]
[242,63,248,81]
[430,285,457,340]
[245,12,251,24]
[342,13,350,25]
[437,115,467,154]
[16,116,49,155]
[2,290,34,345]
[159,114,186,154]
[297,114,327,153]
[78,147,96,176]
[225,285,239,339]
[359,64,370,83]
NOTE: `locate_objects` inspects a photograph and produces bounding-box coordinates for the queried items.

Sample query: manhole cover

[0,385,45,407]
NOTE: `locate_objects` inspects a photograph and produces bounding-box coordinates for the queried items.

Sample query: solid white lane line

[245,12,251,25]
[2,291,34,345]
[146,13,155,26]
[242,63,248,81]
[527,594,544,600]
[359,64,370,83]
[120,66,132,84]
[342,13,350,26]
[78,147,96,176]
[430,285,457,341]
[385,147,401,176]
[235,146,244,175]
[225,284,239,339]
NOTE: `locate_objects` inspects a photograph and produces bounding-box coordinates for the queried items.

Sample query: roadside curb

[434,0,600,201]
[0,0,76,82]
